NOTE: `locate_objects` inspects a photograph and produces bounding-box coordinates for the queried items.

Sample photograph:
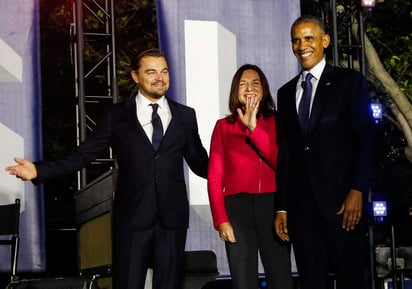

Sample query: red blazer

[207,115,278,229]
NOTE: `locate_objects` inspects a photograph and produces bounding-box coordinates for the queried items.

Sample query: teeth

[301,52,312,58]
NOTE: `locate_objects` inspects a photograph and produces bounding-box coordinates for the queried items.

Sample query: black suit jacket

[276,64,373,221]
[34,97,208,230]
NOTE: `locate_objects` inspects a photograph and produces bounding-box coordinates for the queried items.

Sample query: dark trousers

[289,190,367,289]
[112,222,187,289]
[224,193,293,289]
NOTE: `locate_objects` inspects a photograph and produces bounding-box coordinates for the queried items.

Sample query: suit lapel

[285,75,300,123]
[126,97,153,149]
[307,65,334,136]
[162,99,182,146]
[285,76,303,137]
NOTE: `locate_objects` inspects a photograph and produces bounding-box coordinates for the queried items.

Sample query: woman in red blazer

[208,64,293,289]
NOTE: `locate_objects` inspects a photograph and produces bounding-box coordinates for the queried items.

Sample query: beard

[148,81,168,99]
[139,82,168,100]
[147,91,164,99]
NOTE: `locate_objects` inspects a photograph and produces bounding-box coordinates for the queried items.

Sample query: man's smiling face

[291,22,330,70]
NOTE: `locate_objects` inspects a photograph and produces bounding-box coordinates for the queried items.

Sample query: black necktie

[150,103,163,150]
[298,72,313,133]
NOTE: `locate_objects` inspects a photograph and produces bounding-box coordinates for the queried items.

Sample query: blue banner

[0,0,45,272]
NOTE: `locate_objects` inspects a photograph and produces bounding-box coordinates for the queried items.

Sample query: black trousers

[224,193,293,289]
[112,222,187,289]
[289,189,368,289]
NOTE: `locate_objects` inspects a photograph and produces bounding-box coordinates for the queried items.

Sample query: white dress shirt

[295,58,326,115]
[135,92,171,143]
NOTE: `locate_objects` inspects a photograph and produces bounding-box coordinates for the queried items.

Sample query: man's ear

[323,33,331,48]
[131,70,139,84]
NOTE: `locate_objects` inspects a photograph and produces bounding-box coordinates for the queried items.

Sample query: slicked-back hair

[227,64,275,123]
[130,48,168,71]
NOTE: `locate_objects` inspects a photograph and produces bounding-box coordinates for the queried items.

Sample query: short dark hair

[130,48,168,71]
[291,15,328,35]
[227,64,275,123]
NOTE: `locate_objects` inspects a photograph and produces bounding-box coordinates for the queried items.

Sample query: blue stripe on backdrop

[0,0,45,272]
[156,0,300,276]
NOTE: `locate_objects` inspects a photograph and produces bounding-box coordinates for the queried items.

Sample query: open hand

[5,157,37,181]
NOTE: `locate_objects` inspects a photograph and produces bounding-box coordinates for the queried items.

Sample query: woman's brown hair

[227,64,275,123]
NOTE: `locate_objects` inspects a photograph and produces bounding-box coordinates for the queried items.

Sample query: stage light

[259,279,268,288]
[371,102,382,123]
[373,201,387,217]
[361,0,376,8]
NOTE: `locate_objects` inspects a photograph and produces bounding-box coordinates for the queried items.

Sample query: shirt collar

[136,92,167,108]
[302,57,326,81]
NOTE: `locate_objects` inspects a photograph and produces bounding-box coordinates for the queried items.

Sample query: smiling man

[6,48,209,289]
[274,15,373,289]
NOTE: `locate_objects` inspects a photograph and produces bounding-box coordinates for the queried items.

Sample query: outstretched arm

[6,157,38,181]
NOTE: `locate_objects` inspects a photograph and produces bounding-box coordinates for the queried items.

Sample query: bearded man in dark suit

[274,15,373,289]
[6,48,209,289]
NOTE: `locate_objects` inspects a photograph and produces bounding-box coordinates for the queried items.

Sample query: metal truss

[71,0,118,189]
[321,0,368,76]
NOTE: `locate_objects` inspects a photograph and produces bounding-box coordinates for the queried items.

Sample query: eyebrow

[144,68,168,73]
[240,79,260,82]
[291,35,316,42]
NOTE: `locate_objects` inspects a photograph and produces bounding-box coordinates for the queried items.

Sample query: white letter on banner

[0,122,25,210]
[0,38,23,82]
[184,20,236,205]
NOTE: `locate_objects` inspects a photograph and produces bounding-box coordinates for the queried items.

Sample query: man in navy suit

[6,48,209,289]
[274,15,373,289]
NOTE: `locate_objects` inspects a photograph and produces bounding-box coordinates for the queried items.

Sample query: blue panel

[0,0,45,272]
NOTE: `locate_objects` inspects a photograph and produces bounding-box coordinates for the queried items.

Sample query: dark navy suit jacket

[34,97,208,230]
[276,64,373,221]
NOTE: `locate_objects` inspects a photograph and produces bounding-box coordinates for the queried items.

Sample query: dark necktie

[150,103,163,150]
[298,72,313,133]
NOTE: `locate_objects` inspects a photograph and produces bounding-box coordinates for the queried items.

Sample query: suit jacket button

[304,146,310,151]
